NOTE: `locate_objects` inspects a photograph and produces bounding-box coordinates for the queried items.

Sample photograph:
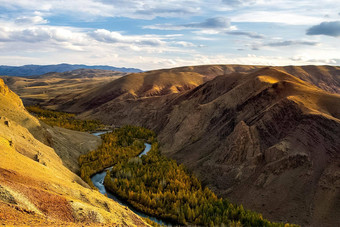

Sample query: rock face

[64,66,340,226]
[0,79,147,226]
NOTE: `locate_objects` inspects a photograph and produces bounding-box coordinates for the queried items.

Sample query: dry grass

[0,79,148,226]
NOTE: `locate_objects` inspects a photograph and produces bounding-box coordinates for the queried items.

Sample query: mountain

[0,79,147,226]
[3,64,340,226]
[0,63,142,77]
[48,65,340,226]
[47,65,262,113]
[155,67,340,226]
[1,69,124,106]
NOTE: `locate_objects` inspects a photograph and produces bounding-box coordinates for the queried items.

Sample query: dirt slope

[0,78,147,226]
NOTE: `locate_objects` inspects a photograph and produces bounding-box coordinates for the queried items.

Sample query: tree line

[104,140,296,227]
[78,125,156,188]
[79,125,297,227]
[26,105,104,131]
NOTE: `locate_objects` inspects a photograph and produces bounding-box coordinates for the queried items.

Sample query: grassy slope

[0,79,147,226]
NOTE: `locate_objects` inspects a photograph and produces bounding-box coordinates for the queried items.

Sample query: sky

[0,0,339,70]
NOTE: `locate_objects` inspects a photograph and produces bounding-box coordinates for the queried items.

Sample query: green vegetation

[79,126,156,187]
[104,142,294,227]
[26,105,104,131]
[78,125,296,227]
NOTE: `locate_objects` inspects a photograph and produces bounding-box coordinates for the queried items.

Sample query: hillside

[68,66,339,226]
[0,63,142,77]
[31,64,339,114]
[278,65,340,94]
[0,79,147,226]
[47,65,264,113]
[1,69,124,106]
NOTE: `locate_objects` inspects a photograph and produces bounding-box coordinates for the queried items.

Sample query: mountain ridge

[0,63,142,77]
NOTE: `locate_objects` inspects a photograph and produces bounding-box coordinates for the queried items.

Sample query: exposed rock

[0,186,17,205]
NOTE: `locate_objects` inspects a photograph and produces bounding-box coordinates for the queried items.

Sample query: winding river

[90,131,171,226]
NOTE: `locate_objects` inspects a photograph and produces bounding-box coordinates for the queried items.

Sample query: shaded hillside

[1,69,123,106]
[156,67,340,227]
[49,65,263,113]
[0,79,147,226]
[0,63,141,77]
[38,64,340,114]
[75,67,340,226]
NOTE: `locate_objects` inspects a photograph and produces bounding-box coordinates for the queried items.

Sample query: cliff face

[73,67,340,226]
[0,79,147,226]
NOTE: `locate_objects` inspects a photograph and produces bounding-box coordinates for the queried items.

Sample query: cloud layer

[144,17,232,31]
[226,31,264,39]
[0,0,339,69]
[307,21,340,37]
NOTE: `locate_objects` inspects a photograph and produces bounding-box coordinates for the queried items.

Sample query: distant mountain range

[0,63,142,76]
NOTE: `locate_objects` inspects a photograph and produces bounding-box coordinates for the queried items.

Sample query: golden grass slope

[1,69,123,107]
[0,78,147,226]
[57,68,208,112]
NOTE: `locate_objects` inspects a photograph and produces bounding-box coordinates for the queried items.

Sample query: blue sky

[0,0,339,70]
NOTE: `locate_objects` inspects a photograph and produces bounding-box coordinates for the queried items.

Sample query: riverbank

[90,140,172,226]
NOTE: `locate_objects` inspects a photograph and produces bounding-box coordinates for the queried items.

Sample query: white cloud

[15,15,47,24]
[226,31,265,39]
[0,23,88,47]
[231,11,325,25]
[0,0,204,19]
[172,41,196,47]
[144,17,233,31]
[90,29,165,46]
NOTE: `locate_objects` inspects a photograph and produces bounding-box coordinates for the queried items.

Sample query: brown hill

[53,68,205,112]
[0,79,147,226]
[1,69,123,106]
[278,65,340,94]
[72,66,340,226]
[35,64,339,114]
[41,65,264,112]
